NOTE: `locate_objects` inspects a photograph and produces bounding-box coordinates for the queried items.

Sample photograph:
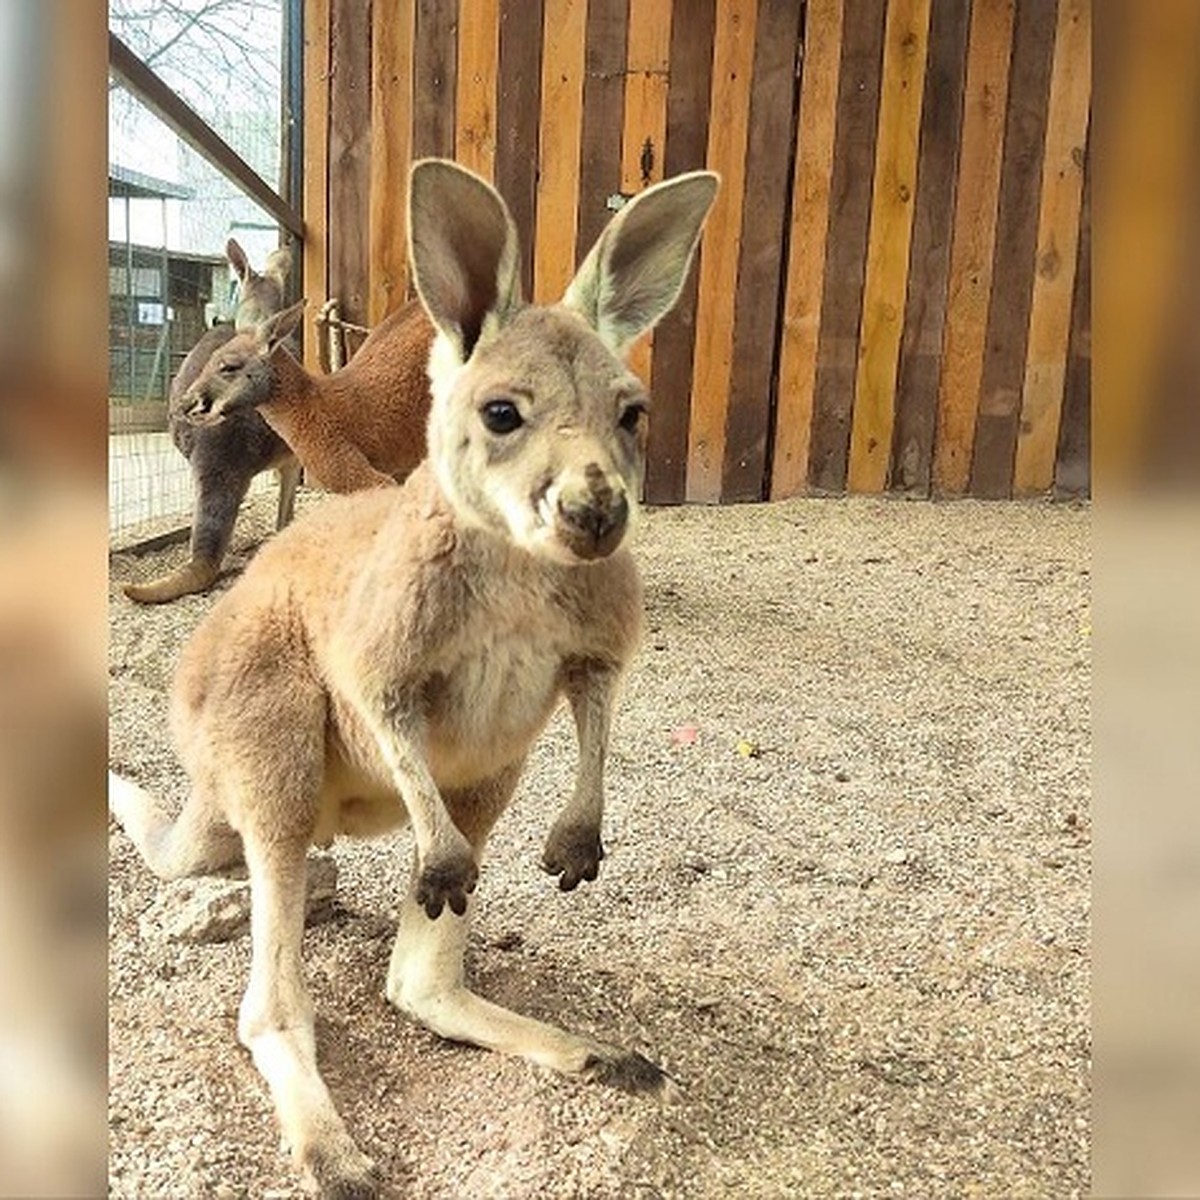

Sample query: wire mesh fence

[108,0,287,541]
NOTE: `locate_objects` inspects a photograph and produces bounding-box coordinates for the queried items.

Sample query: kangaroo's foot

[580,1046,673,1095]
[123,556,220,604]
[301,1139,382,1200]
[387,864,674,1098]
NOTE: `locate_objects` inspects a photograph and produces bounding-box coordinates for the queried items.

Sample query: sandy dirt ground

[109,488,1090,1199]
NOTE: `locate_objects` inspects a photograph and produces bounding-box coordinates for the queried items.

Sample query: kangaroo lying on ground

[182,296,435,493]
[123,239,301,605]
[109,158,717,1198]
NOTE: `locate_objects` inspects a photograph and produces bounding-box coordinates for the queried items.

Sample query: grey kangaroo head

[183,301,305,426]
[409,159,718,564]
[228,237,292,331]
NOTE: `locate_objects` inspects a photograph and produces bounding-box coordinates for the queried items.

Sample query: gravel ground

[109,488,1090,1199]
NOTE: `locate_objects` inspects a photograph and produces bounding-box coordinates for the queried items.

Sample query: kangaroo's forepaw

[581,1047,673,1096]
[415,847,478,919]
[301,1141,382,1199]
[542,821,604,891]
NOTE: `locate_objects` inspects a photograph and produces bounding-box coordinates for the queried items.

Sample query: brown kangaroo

[181,297,435,493]
[109,159,718,1198]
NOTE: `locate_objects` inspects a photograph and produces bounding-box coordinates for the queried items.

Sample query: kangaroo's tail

[108,770,241,880]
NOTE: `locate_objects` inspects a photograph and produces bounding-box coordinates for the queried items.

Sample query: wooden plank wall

[303,0,1091,501]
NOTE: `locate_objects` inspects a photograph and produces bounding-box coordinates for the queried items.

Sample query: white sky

[108,0,284,261]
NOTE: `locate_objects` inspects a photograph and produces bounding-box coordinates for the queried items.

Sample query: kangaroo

[109,159,718,1197]
[181,297,436,493]
[122,239,302,605]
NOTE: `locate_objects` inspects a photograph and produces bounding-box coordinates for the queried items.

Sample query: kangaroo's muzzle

[182,387,224,427]
[553,464,629,561]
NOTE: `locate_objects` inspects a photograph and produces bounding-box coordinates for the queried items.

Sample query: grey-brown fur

[109,160,718,1197]
[123,239,300,605]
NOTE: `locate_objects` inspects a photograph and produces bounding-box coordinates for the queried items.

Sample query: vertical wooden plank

[808,0,887,493]
[302,0,331,370]
[770,0,845,500]
[932,0,1015,495]
[969,0,1058,499]
[1054,145,1089,498]
[534,0,589,302]
[847,0,933,493]
[618,0,672,388]
[620,1,672,193]
[457,0,500,180]
[720,0,805,502]
[644,0,716,504]
[576,0,629,260]
[328,0,373,327]
[684,0,758,503]
[369,0,415,323]
[413,0,458,161]
[495,0,545,299]
[888,0,971,494]
[1013,0,1091,495]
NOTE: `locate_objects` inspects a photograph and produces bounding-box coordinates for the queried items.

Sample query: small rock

[884,848,909,866]
[140,854,339,943]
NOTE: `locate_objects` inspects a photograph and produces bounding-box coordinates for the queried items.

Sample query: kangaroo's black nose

[555,491,629,560]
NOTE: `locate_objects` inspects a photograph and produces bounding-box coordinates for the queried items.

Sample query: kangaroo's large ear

[262,245,292,285]
[408,159,522,364]
[564,171,719,357]
[226,238,251,284]
[261,299,306,352]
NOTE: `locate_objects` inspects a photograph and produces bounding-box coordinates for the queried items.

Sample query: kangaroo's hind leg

[177,436,255,588]
[123,437,253,604]
[385,763,670,1095]
[219,671,378,1197]
[238,827,380,1198]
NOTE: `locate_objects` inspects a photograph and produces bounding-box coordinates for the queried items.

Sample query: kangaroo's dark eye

[218,360,240,376]
[481,399,524,434]
[619,403,646,434]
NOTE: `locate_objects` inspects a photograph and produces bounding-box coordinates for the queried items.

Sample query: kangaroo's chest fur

[332,534,637,785]
[419,613,573,785]
[221,468,645,833]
